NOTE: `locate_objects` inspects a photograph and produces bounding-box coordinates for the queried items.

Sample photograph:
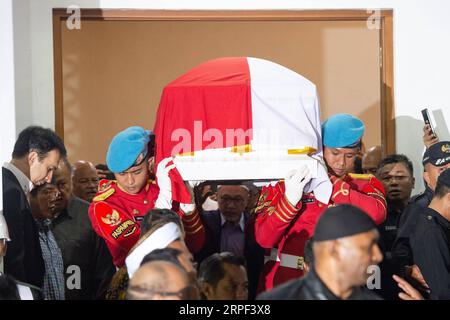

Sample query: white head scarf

[125,222,182,279]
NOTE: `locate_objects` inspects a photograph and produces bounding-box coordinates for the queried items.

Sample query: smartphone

[421,108,438,138]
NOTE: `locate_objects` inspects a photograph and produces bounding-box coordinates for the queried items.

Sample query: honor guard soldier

[254,114,387,292]
[88,126,204,267]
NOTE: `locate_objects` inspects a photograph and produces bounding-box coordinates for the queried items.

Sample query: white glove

[187,180,204,189]
[284,166,312,206]
[180,203,196,215]
[154,157,176,209]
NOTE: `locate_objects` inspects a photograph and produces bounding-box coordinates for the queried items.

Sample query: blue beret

[106,126,153,173]
[322,114,365,148]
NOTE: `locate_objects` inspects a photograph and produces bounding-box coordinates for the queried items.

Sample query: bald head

[362,146,382,175]
[127,260,191,300]
[72,160,99,202]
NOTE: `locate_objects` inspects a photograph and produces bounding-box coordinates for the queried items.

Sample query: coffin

[154,57,327,202]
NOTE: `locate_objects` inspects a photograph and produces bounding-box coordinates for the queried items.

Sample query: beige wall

[61,19,380,164]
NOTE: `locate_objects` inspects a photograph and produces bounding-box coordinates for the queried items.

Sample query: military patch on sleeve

[254,192,270,213]
[93,187,115,202]
[100,209,122,226]
[93,202,138,241]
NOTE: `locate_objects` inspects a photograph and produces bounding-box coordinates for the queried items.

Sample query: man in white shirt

[0,210,10,273]
[2,126,66,288]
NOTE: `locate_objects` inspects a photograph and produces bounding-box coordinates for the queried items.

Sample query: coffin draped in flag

[153,57,332,204]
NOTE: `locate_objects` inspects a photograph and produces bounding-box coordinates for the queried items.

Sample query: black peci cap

[314,205,376,242]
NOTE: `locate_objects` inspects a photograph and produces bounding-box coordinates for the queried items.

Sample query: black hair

[95,164,115,180]
[140,209,182,237]
[304,238,314,265]
[29,182,55,198]
[0,274,20,300]
[353,155,363,174]
[198,252,246,288]
[12,126,66,159]
[434,180,450,199]
[140,247,183,269]
[147,133,156,158]
[377,154,414,177]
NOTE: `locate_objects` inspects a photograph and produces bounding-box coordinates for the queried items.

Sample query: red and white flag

[153,57,331,204]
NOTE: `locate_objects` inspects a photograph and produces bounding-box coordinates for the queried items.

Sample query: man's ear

[200,282,214,300]
[423,171,431,188]
[445,193,450,205]
[303,263,310,274]
[147,156,155,172]
[28,151,38,166]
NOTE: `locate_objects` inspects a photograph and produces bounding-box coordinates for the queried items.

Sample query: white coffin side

[173,148,318,181]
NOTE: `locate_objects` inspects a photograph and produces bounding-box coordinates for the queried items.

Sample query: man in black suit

[194,184,265,300]
[2,126,66,288]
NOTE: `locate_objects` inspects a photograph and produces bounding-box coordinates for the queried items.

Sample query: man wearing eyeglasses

[193,183,265,300]
[126,260,198,300]
[375,154,415,299]
[376,154,415,257]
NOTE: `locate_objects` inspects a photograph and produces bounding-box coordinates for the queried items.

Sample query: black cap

[314,205,376,242]
[437,168,450,188]
[422,141,450,167]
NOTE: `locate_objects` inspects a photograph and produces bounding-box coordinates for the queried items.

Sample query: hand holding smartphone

[421,108,439,147]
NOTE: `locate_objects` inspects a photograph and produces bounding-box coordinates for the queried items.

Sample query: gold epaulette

[348,173,374,180]
[98,180,115,192]
[93,187,115,202]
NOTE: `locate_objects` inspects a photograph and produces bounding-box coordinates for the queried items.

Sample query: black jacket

[2,167,44,288]
[257,268,382,300]
[410,208,450,299]
[391,187,434,272]
[51,196,115,300]
[194,210,265,300]
[376,204,404,300]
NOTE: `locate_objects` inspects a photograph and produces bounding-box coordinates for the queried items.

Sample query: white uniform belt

[264,248,305,270]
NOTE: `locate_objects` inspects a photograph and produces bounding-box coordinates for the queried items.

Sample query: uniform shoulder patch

[98,179,115,192]
[348,173,374,180]
[93,187,115,202]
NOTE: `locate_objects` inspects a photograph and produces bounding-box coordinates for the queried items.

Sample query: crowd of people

[1,115,449,300]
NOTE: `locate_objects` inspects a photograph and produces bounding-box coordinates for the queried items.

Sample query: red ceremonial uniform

[88,179,205,267]
[255,173,387,292]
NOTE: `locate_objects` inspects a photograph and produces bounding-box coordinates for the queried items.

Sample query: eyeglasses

[219,196,245,204]
[381,175,411,183]
[127,284,197,300]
